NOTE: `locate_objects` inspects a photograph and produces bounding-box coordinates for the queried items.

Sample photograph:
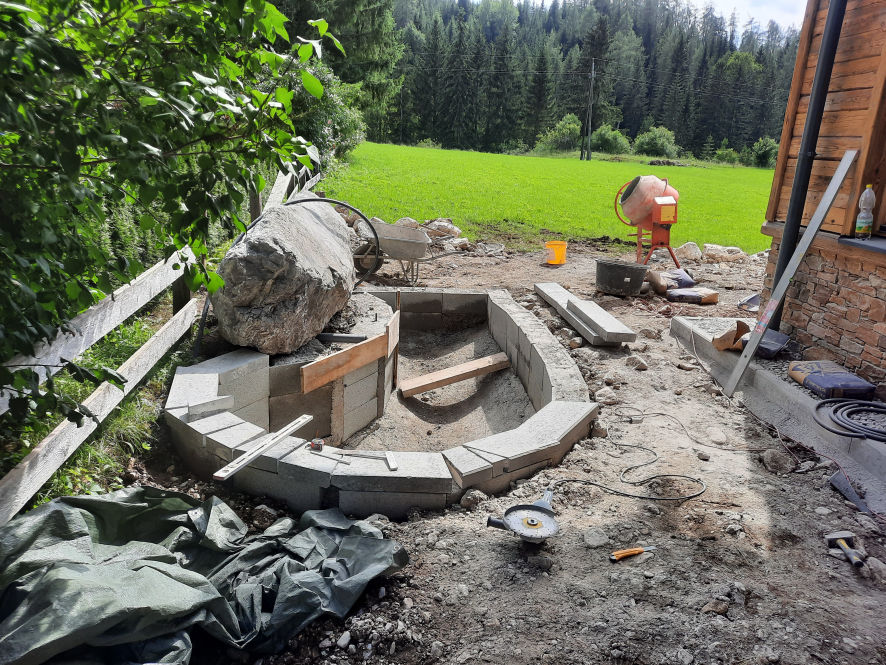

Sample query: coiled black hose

[813,398,886,443]
[193,196,380,356]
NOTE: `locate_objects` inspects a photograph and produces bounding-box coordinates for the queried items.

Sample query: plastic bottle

[855,184,875,240]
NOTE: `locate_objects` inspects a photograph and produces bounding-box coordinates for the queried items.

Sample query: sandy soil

[142,243,886,665]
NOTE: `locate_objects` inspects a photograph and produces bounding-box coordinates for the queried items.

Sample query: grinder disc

[501,506,559,543]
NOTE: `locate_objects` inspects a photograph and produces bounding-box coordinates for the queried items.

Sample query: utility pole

[582,58,595,160]
[400,84,404,145]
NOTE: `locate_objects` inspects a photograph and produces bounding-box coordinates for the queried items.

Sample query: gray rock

[625,355,649,371]
[703,243,748,263]
[337,631,352,649]
[793,460,816,473]
[583,527,610,548]
[697,451,711,461]
[856,514,882,535]
[707,427,728,445]
[762,449,795,474]
[528,555,554,570]
[594,387,620,405]
[674,242,702,262]
[211,196,356,354]
[459,489,488,510]
[430,641,445,660]
[866,556,886,585]
[814,506,832,516]
[569,336,583,349]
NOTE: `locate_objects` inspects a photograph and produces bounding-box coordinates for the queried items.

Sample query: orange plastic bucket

[545,240,567,265]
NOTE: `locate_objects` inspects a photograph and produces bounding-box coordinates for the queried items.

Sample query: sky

[700,0,808,30]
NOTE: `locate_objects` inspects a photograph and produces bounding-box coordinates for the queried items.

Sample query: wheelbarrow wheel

[354,242,382,275]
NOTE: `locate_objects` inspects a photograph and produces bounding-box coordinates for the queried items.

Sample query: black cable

[193,196,380,356]
[549,442,707,502]
[813,399,886,443]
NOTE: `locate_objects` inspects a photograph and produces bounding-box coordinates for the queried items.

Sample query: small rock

[591,423,609,438]
[459,489,488,511]
[675,647,694,664]
[430,641,445,660]
[701,599,730,615]
[707,427,728,445]
[624,355,649,371]
[762,449,795,474]
[676,361,696,371]
[644,503,662,515]
[703,243,747,263]
[528,555,554,570]
[319,638,332,649]
[583,527,610,548]
[378,586,386,599]
[337,631,352,649]
[457,583,469,597]
[866,556,886,585]
[793,460,816,473]
[855,514,882,535]
[724,523,743,535]
[594,387,620,405]
[403,597,414,609]
[674,241,703,262]
[814,506,832,516]
[697,451,711,461]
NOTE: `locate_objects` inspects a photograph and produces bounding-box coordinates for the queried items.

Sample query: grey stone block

[232,464,324,511]
[527,345,545,410]
[535,282,621,347]
[464,432,527,475]
[517,400,598,461]
[187,395,236,420]
[237,435,303,473]
[279,446,339,488]
[566,298,636,343]
[344,372,378,412]
[188,411,244,445]
[207,421,266,461]
[343,397,377,440]
[355,287,397,308]
[203,348,269,385]
[330,451,454,493]
[473,459,549,495]
[233,398,269,430]
[269,362,303,396]
[344,361,377,387]
[399,289,443,313]
[218,365,269,411]
[338,489,447,519]
[401,312,443,330]
[442,446,493,487]
[165,409,204,452]
[268,385,333,436]
[165,369,218,410]
[487,301,508,350]
[442,290,488,316]
[470,430,561,473]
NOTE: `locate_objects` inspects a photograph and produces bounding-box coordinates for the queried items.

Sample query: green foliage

[699,135,715,161]
[749,136,778,168]
[589,124,631,155]
[416,138,442,149]
[499,138,529,155]
[0,0,341,430]
[715,147,740,164]
[325,142,774,253]
[633,126,679,158]
[535,114,583,152]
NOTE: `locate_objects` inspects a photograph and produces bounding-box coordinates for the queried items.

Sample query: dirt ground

[143,242,886,665]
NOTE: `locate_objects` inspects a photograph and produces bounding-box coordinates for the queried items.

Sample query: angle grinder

[486,490,559,543]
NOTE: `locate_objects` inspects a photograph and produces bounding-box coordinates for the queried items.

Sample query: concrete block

[188,411,244,445]
[464,431,533,475]
[233,398,269,431]
[203,349,269,385]
[473,459,550,495]
[165,369,218,410]
[218,364,269,411]
[355,287,397,309]
[166,417,219,479]
[343,397,378,440]
[231,464,324,511]
[442,290,488,316]
[269,362,303,396]
[344,361,377,387]
[401,312,443,330]
[535,282,621,347]
[442,446,493,487]
[400,289,443,313]
[279,446,339,488]
[207,421,266,461]
[344,372,378,412]
[330,379,344,444]
[268,384,333,436]
[566,298,636,343]
[518,400,599,460]
[472,431,561,473]
[338,489,447,519]
[187,395,235,420]
[330,451,454,493]
[382,354,395,413]
[528,345,546,410]
[234,435,302,473]
[487,301,508,350]
[165,408,204,451]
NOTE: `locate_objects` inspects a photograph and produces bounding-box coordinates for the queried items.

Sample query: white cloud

[697,0,807,30]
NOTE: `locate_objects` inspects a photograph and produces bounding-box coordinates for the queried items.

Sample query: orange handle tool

[609,546,656,562]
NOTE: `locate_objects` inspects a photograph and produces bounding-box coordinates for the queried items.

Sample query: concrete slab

[338,489,447,519]
[165,369,218,410]
[566,298,636,343]
[188,411,244,445]
[231,464,325,511]
[535,283,621,347]
[279,445,339,488]
[206,421,266,461]
[442,446,494,487]
[355,287,397,309]
[442,290,488,316]
[269,362,303,396]
[330,451,454,493]
[233,398,269,431]
[344,372,378,412]
[343,397,378,440]
[218,364,269,411]
[246,435,306,473]
[202,348,269,385]
[187,395,236,420]
[473,459,550,495]
[400,289,443,313]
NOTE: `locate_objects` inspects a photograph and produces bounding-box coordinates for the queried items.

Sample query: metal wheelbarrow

[353,220,459,285]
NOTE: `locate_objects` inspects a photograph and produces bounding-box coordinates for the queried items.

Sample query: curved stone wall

[164,288,598,518]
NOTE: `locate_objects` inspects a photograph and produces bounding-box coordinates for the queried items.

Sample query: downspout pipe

[770,0,847,330]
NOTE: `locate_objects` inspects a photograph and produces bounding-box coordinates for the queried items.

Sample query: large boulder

[211,196,356,354]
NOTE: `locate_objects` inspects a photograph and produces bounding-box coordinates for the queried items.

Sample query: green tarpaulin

[0,487,408,665]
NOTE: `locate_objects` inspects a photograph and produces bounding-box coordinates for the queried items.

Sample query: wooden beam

[767,0,821,222]
[300,332,388,394]
[387,310,400,357]
[0,247,195,417]
[0,299,198,526]
[399,352,510,398]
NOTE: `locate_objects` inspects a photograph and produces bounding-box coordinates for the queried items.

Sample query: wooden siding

[767,0,886,235]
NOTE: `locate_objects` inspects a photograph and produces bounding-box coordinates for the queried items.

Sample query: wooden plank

[301,333,388,394]
[792,109,871,138]
[767,0,820,222]
[0,247,195,417]
[0,299,198,526]
[796,88,873,115]
[399,353,510,398]
[264,170,295,212]
[813,0,886,37]
[809,27,886,64]
[725,151,857,397]
[213,414,312,481]
[788,134,864,157]
[566,298,636,343]
[386,310,400,357]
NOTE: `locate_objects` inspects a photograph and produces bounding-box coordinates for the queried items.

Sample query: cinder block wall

[762,237,886,385]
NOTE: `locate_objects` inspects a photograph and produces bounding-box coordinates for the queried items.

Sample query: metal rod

[770,0,847,329]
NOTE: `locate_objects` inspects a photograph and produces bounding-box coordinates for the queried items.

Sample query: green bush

[632,126,679,158]
[749,136,778,168]
[416,138,441,149]
[535,114,582,152]
[499,138,529,155]
[739,146,754,167]
[588,124,631,154]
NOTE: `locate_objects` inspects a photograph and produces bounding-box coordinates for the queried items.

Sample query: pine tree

[441,19,472,148]
[524,42,552,145]
[483,17,520,151]
[416,14,446,142]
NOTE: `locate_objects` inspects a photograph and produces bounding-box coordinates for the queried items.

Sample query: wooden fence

[0,163,316,525]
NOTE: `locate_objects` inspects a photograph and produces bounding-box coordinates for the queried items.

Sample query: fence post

[171,276,191,314]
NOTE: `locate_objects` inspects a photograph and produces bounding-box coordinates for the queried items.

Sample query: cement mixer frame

[615,176,681,268]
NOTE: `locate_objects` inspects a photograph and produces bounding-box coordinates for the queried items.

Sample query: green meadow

[322,142,775,253]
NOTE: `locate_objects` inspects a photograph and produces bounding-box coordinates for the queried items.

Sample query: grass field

[322,142,776,253]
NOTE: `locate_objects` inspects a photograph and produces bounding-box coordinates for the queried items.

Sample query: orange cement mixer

[615,175,681,267]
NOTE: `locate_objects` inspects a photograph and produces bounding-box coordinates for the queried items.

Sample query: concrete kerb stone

[338,489,447,520]
[233,398,269,430]
[232,464,325,512]
[442,446,494,487]
[442,290,487,316]
[166,369,219,410]
[401,312,443,330]
[202,348,268,385]
[279,445,339,488]
[211,421,267,461]
[269,363,303,396]
[344,361,377,387]
[330,451,453,494]
[399,289,443,313]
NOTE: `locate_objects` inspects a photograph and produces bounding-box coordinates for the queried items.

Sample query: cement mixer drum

[618,175,679,227]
